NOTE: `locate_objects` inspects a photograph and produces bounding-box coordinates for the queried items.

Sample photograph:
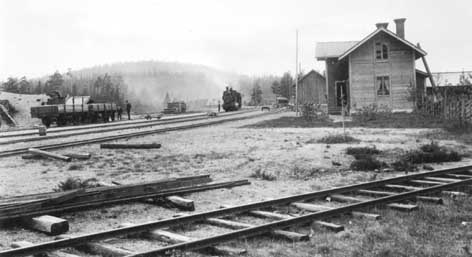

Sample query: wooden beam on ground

[22,215,69,235]
[119,223,246,255]
[56,235,133,257]
[205,218,309,241]
[351,211,381,220]
[247,210,293,220]
[164,196,195,211]
[442,191,468,198]
[416,196,443,204]
[27,148,71,162]
[312,220,344,232]
[21,154,44,160]
[63,153,91,160]
[11,241,80,257]
[100,143,161,149]
[291,202,334,212]
[386,203,418,212]
[384,184,423,191]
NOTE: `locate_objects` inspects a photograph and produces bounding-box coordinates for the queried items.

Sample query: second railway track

[0,110,269,158]
[1,165,471,257]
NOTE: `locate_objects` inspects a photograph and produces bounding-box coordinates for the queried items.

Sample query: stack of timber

[0,175,250,222]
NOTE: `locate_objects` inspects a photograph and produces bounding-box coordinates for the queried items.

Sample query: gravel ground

[0,111,470,255]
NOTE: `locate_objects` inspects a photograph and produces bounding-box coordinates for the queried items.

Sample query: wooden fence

[421,93,472,126]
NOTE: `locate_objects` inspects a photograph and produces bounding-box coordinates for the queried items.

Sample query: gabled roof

[291,69,325,87]
[315,41,358,60]
[315,27,427,61]
[338,28,427,60]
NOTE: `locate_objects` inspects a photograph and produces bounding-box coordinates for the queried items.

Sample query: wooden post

[28,148,71,162]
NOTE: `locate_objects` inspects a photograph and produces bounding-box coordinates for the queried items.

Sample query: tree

[45,71,64,93]
[279,72,293,99]
[2,77,19,93]
[250,81,263,105]
[34,81,43,94]
[271,80,281,96]
[18,76,32,93]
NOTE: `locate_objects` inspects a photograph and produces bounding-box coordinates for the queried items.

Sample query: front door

[335,81,348,108]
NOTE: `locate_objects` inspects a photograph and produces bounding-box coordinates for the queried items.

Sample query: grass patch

[346,146,381,156]
[317,134,359,144]
[250,168,277,181]
[53,177,99,192]
[392,141,462,172]
[350,155,386,171]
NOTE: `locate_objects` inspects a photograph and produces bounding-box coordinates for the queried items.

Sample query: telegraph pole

[295,29,299,116]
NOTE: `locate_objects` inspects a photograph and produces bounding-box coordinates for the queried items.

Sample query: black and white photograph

[0,0,472,256]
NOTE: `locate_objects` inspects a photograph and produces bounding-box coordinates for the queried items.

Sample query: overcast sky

[1,0,471,80]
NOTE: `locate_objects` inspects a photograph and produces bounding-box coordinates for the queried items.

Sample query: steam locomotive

[222,87,242,112]
[31,91,117,127]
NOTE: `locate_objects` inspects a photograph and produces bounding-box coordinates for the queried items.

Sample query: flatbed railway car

[31,95,117,127]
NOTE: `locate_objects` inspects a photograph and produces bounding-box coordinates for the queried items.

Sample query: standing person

[117,106,123,120]
[126,100,132,120]
[217,100,221,113]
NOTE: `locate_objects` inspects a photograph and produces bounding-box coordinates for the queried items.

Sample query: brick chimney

[375,22,389,29]
[394,18,406,39]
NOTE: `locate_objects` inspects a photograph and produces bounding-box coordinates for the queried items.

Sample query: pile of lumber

[0,175,250,223]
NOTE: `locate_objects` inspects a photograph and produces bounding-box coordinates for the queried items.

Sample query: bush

[346,146,381,156]
[353,103,392,123]
[250,168,277,181]
[317,134,359,144]
[350,155,385,171]
[54,177,99,192]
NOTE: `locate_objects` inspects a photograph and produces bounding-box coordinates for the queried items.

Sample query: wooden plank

[56,235,132,257]
[119,222,246,255]
[22,215,69,235]
[357,189,395,197]
[312,221,344,232]
[384,184,423,191]
[416,196,443,204]
[27,148,71,162]
[387,203,418,212]
[205,218,309,241]
[424,177,462,183]
[11,241,80,257]
[351,211,381,220]
[291,202,334,212]
[409,180,447,186]
[164,196,195,211]
[328,194,364,203]
[100,143,161,149]
[63,153,91,160]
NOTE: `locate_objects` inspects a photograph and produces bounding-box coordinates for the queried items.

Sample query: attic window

[375,42,389,60]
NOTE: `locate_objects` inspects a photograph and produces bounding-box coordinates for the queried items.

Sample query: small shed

[292,70,327,105]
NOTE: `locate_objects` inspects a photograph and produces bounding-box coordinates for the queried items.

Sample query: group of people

[117,100,132,120]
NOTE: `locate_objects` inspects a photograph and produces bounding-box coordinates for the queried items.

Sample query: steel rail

[0,110,255,144]
[128,177,472,257]
[0,111,268,158]
[0,113,209,139]
[1,165,470,257]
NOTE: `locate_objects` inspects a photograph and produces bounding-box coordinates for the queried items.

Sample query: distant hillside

[71,61,243,112]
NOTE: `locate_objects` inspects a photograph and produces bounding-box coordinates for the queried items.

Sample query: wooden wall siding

[326,58,348,114]
[349,31,415,111]
[296,72,327,105]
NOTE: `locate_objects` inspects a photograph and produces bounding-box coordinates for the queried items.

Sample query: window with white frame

[375,42,389,60]
[376,76,390,96]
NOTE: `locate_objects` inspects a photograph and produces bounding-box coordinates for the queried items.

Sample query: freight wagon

[31,94,117,127]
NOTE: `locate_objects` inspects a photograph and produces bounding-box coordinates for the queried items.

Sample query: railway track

[1,165,471,257]
[0,110,255,145]
[0,110,268,158]
[0,112,208,139]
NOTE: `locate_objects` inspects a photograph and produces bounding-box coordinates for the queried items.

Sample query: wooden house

[315,18,428,114]
[292,70,327,106]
